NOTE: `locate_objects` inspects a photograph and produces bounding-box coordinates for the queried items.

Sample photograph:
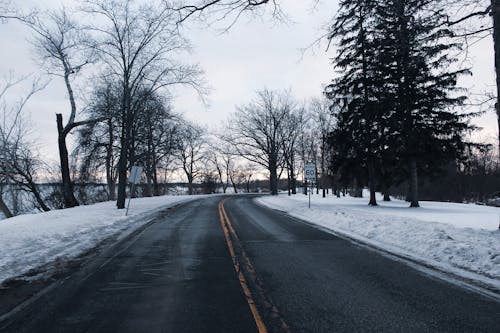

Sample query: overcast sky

[0,0,497,163]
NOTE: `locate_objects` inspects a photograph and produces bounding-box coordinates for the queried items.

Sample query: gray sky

[0,0,497,163]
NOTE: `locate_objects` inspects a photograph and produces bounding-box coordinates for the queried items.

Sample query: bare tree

[0,76,49,216]
[176,122,207,195]
[133,92,180,197]
[310,97,335,197]
[82,0,204,208]
[225,89,295,195]
[207,138,239,193]
[173,0,283,25]
[444,0,500,155]
[237,163,257,193]
[281,102,305,195]
[22,9,104,208]
[0,0,32,22]
[75,79,121,200]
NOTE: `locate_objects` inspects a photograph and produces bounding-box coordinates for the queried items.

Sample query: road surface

[0,195,499,332]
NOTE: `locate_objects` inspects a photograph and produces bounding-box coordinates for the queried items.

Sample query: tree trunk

[144,171,153,197]
[231,177,238,194]
[492,0,500,156]
[409,157,420,207]
[108,181,116,201]
[152,162,160,197]
[269,163,278,195]
[106,118,115,201]
[383,192,391,201]
[117,78,132,209]
[116,127,128,209]
[405,181,412,202]
[290,164,296,195]
[287,170,291,196]
[188,176,194,195]
[322,175,326,198]
[30,182,51,212]
[316,169,319,194]
[353,177,363,198]
[10,185,18,215]
[57,114,79,208]
[368,158,377,206]
[0,185,13,218]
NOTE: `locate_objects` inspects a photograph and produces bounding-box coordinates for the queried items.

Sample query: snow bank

[256,193,500,290]
[0,195,203,284]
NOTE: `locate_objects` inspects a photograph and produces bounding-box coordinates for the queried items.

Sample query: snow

[1,190,499,295]
[0,195,204,284]
[256,192,500,292]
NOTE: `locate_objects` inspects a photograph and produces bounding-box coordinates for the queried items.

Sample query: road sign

[126,166,143,216]
[304,163,316,181]
[128,166,143,184]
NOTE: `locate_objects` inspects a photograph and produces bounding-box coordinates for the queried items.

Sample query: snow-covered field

[0,195,204,284]
[257,193,500,292]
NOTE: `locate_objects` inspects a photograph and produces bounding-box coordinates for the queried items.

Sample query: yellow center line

[218,199,268,333]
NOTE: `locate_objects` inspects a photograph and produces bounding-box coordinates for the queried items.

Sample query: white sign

[304,163,316,181]
[128,166,143,184]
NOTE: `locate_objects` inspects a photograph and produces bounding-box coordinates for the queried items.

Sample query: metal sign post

[304,163,316,209]
[126,166,143,216]
[309,181,311,209]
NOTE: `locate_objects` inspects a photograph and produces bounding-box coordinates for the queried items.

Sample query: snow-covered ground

[257,192,500,292]
[0,195,204,284]
[2,191,499,295]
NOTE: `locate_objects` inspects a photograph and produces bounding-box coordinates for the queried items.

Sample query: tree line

[1,0,499,217]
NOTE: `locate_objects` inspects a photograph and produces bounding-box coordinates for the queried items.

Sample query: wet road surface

[1,195,499,332]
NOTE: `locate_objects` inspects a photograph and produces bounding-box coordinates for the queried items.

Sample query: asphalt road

[1,195,499,332]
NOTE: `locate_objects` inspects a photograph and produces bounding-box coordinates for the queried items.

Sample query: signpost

[126,166,143,216]
[304,163,316,209]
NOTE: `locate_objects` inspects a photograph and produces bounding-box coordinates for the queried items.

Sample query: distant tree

[207,139,238,193]
[237,163,257,193]
[309,97,336,198]
[176,122,207,195]
[0,76,49,215]
[225,89,296,195]
[281,103,305,195]
[133,91,180,197]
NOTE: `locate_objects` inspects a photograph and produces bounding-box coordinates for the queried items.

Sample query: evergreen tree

[327,0,474,208]
[375,0,473,207]
[326,0,383,205]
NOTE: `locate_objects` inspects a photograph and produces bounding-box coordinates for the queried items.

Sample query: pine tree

[326,0,383,206]
[375,0,473,207]
[327,0,474,208]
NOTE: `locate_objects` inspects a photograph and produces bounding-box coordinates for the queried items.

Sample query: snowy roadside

[0,195,207,284]
[256,193,500,292]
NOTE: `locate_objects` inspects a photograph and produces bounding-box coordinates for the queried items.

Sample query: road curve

[0,195,499,333]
